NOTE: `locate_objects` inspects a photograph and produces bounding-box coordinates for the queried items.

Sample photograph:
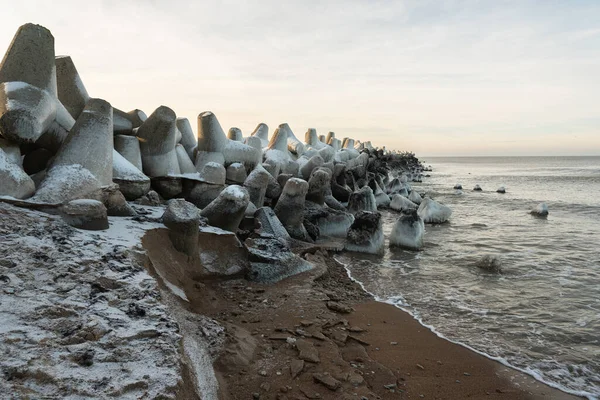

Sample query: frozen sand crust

[0,203,184,399]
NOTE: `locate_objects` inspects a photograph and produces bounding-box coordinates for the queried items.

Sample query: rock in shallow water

[530,202,549,217]
[476,254,502,273]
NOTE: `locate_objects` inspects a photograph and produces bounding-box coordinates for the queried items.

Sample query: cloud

[1,0,599,155]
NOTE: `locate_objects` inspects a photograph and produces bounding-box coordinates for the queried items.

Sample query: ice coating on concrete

[390,210,425,250]
[417,198,452,224]
[390,194,418,212]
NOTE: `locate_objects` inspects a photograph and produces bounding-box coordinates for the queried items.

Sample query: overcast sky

[2,1,599,156]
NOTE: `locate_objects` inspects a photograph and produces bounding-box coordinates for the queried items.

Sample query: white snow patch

[224,184,248,200]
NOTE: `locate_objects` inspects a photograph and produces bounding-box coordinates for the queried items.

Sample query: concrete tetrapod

[0,23,57,94]
[325,131,335,145]
[100,183,137,217]
[227,127,243,141]
[0,137,21,166]
[127,109,147,128]
[244,136,263,155]
[51,98,113,186]
[112,150,150,200]
[175,144,196,174]
[56,55,134,135]
[417,198,452,224]
[176,117,196,160]
[0,81,57,145]
[249,123,269,148]
[304,201,354,239]
[61,199,109,230]
[200,185,249,232]
[162,199,202,258]
[389,209,425,251]
[114,134,143,171]
[274,123,304,156]
[306,169,330,205]
[254,206,291,244]
[245,236,312,283]
[32,164,100,204]
[137,106,180,177]
[243,165,271,208]
[304,128,326,150]
[55,55,89,119]
[0,147,35,199]
[264,124,291,175]
[0,24,78,148]
[408,190,422,205]
[112,108,134,135]
[137,106,181,198]
[226,162,247,184]
[196,111,261,169]
[345,211,384,255]
[186,162,226,208]
[274,177,310,241]
[347,186,377,214]
[299,155,324,180]
[531,202,549,218]
[389,194,418,212]
[369,178,391,208]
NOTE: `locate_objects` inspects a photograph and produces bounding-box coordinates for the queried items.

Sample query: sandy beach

[142,228,581,400]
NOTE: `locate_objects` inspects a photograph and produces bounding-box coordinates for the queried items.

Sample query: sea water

[337,156,600,399]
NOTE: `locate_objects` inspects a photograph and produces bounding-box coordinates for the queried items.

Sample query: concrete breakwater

[0,23,455,399]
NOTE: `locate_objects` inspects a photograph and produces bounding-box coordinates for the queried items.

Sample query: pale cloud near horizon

[1,0,599,156]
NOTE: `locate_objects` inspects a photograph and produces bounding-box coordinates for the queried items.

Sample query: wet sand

[143,228,582,400]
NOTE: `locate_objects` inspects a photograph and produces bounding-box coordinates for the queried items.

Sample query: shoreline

[339,259,591,400]
[142,228,582,399]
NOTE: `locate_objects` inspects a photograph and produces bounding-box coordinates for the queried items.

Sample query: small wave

[470,223,488,228]
[335,256,599,400]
